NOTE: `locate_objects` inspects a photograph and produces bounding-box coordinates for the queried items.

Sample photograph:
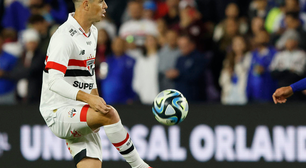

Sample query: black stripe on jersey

[65,69,94,77]
[44,68,94,77]
[120,145,135,155]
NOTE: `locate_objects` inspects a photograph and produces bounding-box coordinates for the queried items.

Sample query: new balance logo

[86,41,92,45]
[79,50,85,55]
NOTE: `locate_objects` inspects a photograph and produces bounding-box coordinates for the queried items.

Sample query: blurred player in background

[39,0,151,168]
[273,78,306,104]
[272,78,306,104]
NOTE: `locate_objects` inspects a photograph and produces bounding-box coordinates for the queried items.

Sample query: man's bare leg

[77,157,101,168]
[86,106,120,129]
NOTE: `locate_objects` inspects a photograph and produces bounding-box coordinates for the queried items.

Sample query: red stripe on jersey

[45,61,67,74]
[80,105,89,122]
[46,56,95,68]
[68,57,95,67]
[69,59,86,67]
[79,28,89,38]
[112,133,130,147]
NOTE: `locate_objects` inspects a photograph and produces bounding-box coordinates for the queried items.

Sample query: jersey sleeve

[45,33,79,100]
[290,78,306,92]
[48,69,79,100]
[45,33,74,74]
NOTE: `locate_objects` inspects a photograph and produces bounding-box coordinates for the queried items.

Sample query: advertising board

[1,104,306,168]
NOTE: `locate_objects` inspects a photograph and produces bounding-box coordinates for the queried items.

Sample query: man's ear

[83,0,90,11]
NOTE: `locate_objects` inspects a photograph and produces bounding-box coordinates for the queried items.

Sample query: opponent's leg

[86,106,150,168]
[77,157,101,168]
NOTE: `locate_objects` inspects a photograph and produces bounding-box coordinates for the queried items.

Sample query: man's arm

[45,33,110,113]
[76,90,109,113]
[272,86,293,104]
[90,88,99,96]
[90,72,99,96]
[290,78,306,92]
[272,78,306,104]
[48,69,110,113]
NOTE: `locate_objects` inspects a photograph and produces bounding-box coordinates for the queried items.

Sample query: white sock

[104,121,150,168]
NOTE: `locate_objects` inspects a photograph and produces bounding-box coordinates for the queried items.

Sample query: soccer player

[39,0,152,168]
[272,79,306,104]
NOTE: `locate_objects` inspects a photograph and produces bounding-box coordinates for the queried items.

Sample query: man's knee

[87,106,121,130]
[103,106,120,125]
[95,106,120,126]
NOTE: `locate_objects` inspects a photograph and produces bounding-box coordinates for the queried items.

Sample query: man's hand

[0,70,4,77]
[87,95,111,114]
[165,69,179,79]
[272,86,294,104]
[77,90,111,113]
[254,65,265,75]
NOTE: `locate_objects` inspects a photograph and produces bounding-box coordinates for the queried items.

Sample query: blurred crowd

[1,0,306,105]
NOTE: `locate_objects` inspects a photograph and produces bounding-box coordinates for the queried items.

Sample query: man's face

[225,3,239,18]
[25,41,39,52]
[225,19,238,37]
[255,31,269,46]
[255,0,268,10]
[251,17,264,34]
[166,0,179,9]
[33,21,48,34]
[285,16,299,29]
[128,2,143,20]
[286,0,299,12]
[143,10,154,20]
[145,35,157,49]
[178,37,194,56]
[88,0,108,23]
[29,0,44,14]
[166,30,178,48]
[285,39,298,50]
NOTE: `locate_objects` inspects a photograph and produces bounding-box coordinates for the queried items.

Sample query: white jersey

[119,19,158,46]
[40,13,98,118]
[270,50,306,76]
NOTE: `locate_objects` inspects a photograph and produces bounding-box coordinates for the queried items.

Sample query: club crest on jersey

[68,108,77,118]
[86,59,95,75]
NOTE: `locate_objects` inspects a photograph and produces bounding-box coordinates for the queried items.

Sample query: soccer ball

[152,89,189,126]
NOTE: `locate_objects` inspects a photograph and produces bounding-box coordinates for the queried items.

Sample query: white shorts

[47,104,102,165]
